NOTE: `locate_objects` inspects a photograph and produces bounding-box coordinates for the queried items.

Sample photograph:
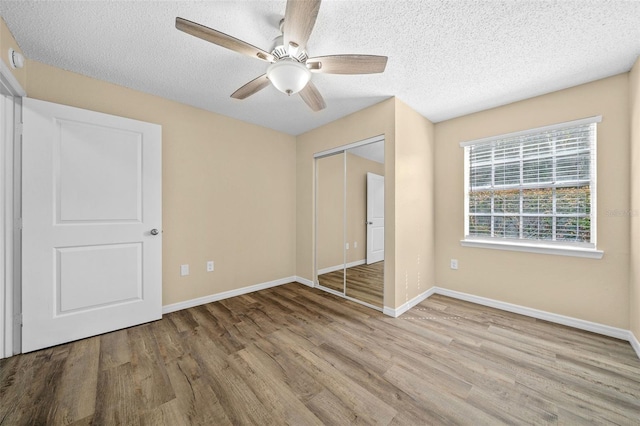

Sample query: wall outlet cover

[180,264,190,276]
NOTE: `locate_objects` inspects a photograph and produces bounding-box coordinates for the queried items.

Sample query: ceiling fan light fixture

[267,59,311,95]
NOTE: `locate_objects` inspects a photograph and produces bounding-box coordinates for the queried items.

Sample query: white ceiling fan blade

[299,81,326,112]
[176,17,274,63]
[306,55,388,74]
[283,0,321,53]
[231,74,271,99]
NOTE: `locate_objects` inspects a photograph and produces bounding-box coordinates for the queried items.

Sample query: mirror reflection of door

[345,142,384,307]
[366,172,385,264]
[316,152,345,293]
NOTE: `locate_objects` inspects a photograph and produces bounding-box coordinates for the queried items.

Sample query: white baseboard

[629,331,640,360]
[432,287,631,341]
[318,259,366,275]
[317,264,343,275]
[347,259,367,269]
[295,276,314,287]
[162,276,297,314]
[382,285,640,360]
[383,287,436,318]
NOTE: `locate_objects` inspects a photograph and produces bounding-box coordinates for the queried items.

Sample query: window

[460,116,603,258]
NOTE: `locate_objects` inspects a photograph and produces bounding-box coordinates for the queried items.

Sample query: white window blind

[461,117,600,247]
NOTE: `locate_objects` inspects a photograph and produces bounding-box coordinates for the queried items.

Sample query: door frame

[0,60,25,359]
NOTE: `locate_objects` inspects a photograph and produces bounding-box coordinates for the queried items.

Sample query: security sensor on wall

[8,48,24,69]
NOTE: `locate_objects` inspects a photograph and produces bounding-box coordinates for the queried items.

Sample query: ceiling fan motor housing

[271,34,309,63]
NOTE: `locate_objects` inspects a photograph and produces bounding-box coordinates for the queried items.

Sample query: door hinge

[16,122,23,135]
[14,313,22,326]
[14,217,22,230]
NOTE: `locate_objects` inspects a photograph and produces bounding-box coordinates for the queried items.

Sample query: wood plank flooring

[318,261,384,307]
[1,283,639,425]
[345,261,383,307]
[317,268,344,292]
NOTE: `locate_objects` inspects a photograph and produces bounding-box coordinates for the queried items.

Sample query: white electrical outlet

[207,261,214,272]
[180,264,190,276]
[354,241,358,248]
[346,242,349,250]
[450,259,459,270]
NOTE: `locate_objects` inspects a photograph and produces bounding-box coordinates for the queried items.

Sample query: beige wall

[630,57,640,340]
[316,152,384,270]
[296,99,397,306]
[394,99,436,306]
[316,153,345,270]
[0,18,26,90]
[25,61,297,306]
[435,74,630,328]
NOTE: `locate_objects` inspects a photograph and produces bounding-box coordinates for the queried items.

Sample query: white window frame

[459,116,604,259]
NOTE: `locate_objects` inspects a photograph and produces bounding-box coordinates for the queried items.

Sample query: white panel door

[366,172,384,264]
[22,97,162,353]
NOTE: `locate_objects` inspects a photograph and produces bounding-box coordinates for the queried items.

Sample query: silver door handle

[366,221,373,225]
[150,229,160,235]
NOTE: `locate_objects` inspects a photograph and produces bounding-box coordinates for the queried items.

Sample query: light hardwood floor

[1,283,639,425]
[318,261,384,307]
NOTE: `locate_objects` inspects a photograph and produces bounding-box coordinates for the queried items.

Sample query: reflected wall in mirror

[345,142,384,307]
[315,138,385,310]
[316,152,345,293]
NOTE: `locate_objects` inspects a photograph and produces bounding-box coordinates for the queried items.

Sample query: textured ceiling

[1,1,639,135]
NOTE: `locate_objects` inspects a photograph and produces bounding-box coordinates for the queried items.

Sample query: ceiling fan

[175,0,387,112]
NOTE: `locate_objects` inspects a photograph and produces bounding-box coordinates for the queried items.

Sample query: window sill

[460,239,604,259]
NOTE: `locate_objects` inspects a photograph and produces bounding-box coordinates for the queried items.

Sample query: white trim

[1,95,18,359]
[460,239,604,259]
[0,95,6,358]
[314,134,384,159]
[0,59,24,359]
[463,146,470,237]
[318,259,366,275]
[0,60,26,97]
[459,115,602,147]
[342,152,347,285]
[10,97,21,357]
[318,264,344,275]
[629,331,640,360]
[295,276,314,287]
[591,121,599,248]
[313,152,319,295]
[432,287,629,340]
[347,259,366,269]
[383,287,436,318]
[162,276,296,314]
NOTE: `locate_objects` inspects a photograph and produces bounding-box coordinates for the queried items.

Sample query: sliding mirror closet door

[316,152,345,293]
[345,141,384,308]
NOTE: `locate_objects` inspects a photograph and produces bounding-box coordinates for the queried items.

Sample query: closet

[315,136,385,309]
